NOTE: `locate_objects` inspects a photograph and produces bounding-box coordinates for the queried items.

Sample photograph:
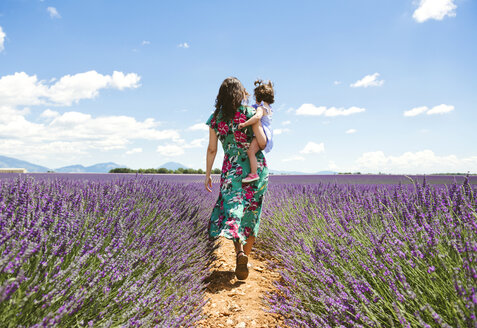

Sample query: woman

[205,77,269,280]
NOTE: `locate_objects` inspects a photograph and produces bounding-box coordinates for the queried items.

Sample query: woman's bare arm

[205,127,218,192]
[238,107,264,129]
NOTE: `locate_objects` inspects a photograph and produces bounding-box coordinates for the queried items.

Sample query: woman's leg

[243,236,255,256]
[233,236,255,256]
[234,240,243,254]
[247,138,260,175]
[251,122,267,151]
[234,236,255,280]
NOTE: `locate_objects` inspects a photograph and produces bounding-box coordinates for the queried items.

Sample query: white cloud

[0,71,141,107]
[0,106,44,139]
[0,69,174,164]
[188,122,209,131]
[350,73,384,88]
[427,104,454,115]
[282,155,305,162]
[0,72,47,106]
[0,139,88,161]
[356,150,477,174]
[282,120,291,126]
[47,7,61,19]
[47,72,113,105]
[40,109,60,119]
[297,104,325,116]
[300,142,325,154]
[0,106,180,157]
[153,137,206,159]
[178,42,190,48]
[413,0,457,23]
[296,104,366,117]
[333,81,342,85]
[184,138,206,148]
[404,106,429,117]
[126,148,143,155]
[274,128,290,135]
[109,71,141,90]
[345,129,357,134]
[404,104,454,117]
[49,112,179,143]
[0,26,5,52]
[328,160,339,170]
[325,107,366,116]
[48,71,140,105]
[157,144,185,157]
[142,40,150,45]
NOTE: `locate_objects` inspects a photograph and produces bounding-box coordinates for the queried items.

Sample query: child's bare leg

[247,138,260,175]
[251,121,267,150]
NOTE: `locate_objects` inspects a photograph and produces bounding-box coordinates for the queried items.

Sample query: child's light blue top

[252,103,273,153]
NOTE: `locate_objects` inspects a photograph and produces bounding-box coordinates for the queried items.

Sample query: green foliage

[109,167,134,173]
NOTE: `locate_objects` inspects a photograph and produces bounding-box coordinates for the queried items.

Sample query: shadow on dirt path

[196,238,285,328]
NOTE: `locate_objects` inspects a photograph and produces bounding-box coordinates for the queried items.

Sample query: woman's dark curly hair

[254,79,274,104]
[213,77,247,122]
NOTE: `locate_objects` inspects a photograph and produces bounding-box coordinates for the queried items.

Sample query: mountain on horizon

[0,155,50,173]
[315,170,337,175]
[158,162,189,170]
[0,155,337,175]
[55,162,122,173]
[0,155,123,173]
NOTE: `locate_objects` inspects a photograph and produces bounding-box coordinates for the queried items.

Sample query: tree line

[109,167,222,174]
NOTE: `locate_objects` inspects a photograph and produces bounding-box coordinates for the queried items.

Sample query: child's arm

[238,107,264,129]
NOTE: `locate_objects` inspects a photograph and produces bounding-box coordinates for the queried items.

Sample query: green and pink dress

[206,105,269,244]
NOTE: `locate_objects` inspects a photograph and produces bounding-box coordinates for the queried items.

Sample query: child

[238,79,274,183]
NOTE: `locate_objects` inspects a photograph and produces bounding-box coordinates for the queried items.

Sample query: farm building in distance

[0,168,27,173]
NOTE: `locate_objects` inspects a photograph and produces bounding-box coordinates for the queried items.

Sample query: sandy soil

[196,238,285,328]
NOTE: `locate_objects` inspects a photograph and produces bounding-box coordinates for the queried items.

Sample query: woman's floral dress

[206,105,269,244]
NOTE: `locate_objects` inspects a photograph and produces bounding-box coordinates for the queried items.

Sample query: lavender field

[1,173,476,185]
[0,175,217,327]
[1,173,476,327]
[259,178,477,327]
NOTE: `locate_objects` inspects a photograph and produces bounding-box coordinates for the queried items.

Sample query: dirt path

[196,238,285,328]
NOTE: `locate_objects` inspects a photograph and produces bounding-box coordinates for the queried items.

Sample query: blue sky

[0,0,476,173]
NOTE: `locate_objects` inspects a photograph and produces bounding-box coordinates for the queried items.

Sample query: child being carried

[239,79,274,183]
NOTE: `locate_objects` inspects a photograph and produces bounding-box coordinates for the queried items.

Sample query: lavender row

[267,174,477,185]
[0,176,217,327]
[1,173,476,185]
[259,179,477,327]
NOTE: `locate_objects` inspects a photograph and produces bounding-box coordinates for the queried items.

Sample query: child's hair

[254,79,274,104]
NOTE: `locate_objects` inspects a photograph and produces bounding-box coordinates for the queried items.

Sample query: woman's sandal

[235,250,249,280]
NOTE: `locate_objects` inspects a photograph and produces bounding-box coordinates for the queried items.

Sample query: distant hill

[158,162,189,170]
[54,165,85,173]
[315,171,337,175]
[0,155,50,173]
[55,162,122,173]
[0,155,338,175]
